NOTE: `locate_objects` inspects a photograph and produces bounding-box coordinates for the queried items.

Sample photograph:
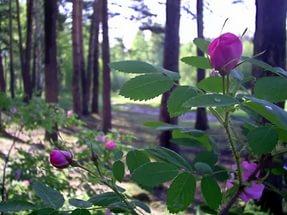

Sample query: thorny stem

[74,162,138,215]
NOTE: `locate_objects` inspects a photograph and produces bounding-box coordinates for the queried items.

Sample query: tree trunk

[195,0,208,130]
[253,0,287,214]
[22,0,34,101]
[72,0,84,116]
[101,0,112,133]
[0,53,5,93]
[159,0,181,151]
[9,0,15,98]
[88,0,100,115]
[44,0,59,142]
[16,0,25,79]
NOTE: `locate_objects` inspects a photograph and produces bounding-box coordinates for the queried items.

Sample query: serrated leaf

[89,192,121,207]
[32,181,64,209]
[167,172,196,213]
[146,147,192,171]
[167,86,198,117]
[197,77,222,93]
[193,38,210,53]
[181,56,212,69]
[71,209,91,215]
[120,73,174,101]
[112,160,125,182]
[110,60,158,73]
[254,76,287,103]
[69,198,92,208]
[132,162,179,187]
[0,200,35,212]
[126,150,150,173]
[247,126,278,155]
[184,94,238,108]
[201,176,222,210]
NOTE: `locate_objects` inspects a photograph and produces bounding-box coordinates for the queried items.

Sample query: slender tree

[101,0,112,132]
[195,0,208,130]
[16,0,24,77]
[22,0,34,101]
[8,0,15,98]
[72,0,84,116]
[0,53,5,93]
[44,0,59,142]
[91,0,101,114]
[253,0,287,214]
[159,0,181,150]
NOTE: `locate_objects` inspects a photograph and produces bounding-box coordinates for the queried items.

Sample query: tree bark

[0,53,5,93]
[72,0,84,116]
[101,0,112,133]
[16,0,25,79]
[159,0,181,151]
[9,0,15,98]
[195,0,208,131]
[44,0,59,142]
[253,0,287,214]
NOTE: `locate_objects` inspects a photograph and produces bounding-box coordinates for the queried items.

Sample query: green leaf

[181,56,212,69]
[69,198,92,208]
[247,126,278,155]
[213,165,229,182]
[110,60,158,73]
[0,200,35,212]
[71,209,91,215]
[126,150,150,173]
[194,162,213,175]
[200,205,217,214]
[29,208,58,215]
[243,96,287,130]
[193,151,218,167]
[197,77,223,93]
[89,192,121,207]
[32,181,65,209]
[120,74,174,101]
[184,94,238,108]
[132,162,179,187]
[144,121,203,133]
[132,200,151,213]
[193,38,210,53]
[254,76,287,103]
[146,147,191,171]
[201,176,222,210]
[167,172,196,213]
[112,160,125,182]
[167,86,198,117]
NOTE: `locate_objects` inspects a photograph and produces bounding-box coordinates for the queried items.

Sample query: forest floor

[0,102,245,214]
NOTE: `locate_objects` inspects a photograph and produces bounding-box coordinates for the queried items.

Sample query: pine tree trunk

[101,0,112,133]
[253,0,287,214]
[44,0,59,142]
[159,0,181,151]
[91,0,100,114]
[195,0,208,131]
[0,53,5,93]
[16,0,25,79]
[72,0,84,116]
[9,0,15,98]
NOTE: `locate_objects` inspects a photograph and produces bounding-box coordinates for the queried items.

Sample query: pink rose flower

[104,140,117,151]
[67,110,74,118]
[208,32,243,76]
[50,149,73,169]
[226,161,265,203]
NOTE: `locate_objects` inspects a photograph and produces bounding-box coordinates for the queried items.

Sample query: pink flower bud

[95,134,106,143]
[104,140,117,151]
[67,110,74,118]
[208,32,243,76]
[50,149,73,169]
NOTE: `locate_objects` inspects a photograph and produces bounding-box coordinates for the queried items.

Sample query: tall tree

[101,0,112,132]
[22,0,34,101]
[253,0,287,214]
[195,0,208,130]
[16,0,24,78]
[44,0,59,142]
[8,0,15,98]
[72,0,84,116]
[0,53,5,93]
[91,0,101,114]
[159,0,181,150]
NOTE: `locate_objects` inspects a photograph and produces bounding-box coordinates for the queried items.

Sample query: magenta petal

[244,182,265,200]
[241,161,258,181]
